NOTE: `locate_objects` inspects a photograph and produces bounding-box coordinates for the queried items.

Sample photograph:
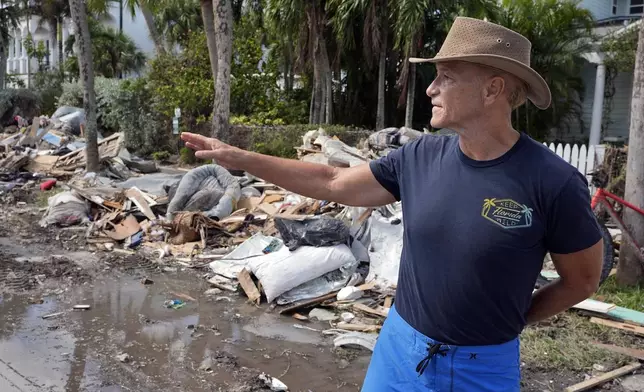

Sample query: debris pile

[1,115,158,185]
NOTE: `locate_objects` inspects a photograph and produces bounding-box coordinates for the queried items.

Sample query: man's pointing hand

[180,132,240,168]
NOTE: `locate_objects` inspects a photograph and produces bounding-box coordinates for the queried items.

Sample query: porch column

[589,62,606,147]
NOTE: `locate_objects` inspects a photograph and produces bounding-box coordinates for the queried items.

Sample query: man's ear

[483,76,505,105]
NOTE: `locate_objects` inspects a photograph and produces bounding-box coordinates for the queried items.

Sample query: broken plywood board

[606,306,644,326]
[564,362,641,392]
[26,155,59,173]
[55,132,124,171]
[0,152,29,170]
[572,298,616,314]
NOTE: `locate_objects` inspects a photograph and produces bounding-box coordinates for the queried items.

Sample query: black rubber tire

[597,218,615,287]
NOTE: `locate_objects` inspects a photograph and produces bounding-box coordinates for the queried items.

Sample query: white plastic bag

[366,209,403,287]
[250,242,357,303]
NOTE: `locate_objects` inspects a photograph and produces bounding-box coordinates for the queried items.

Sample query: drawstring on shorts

[416,342,449,376]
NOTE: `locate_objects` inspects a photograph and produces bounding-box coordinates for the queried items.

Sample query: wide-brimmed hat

[410,17,551,110]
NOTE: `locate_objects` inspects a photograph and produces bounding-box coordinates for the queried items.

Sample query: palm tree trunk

[0,44,7,89]
[58,16,63,66]
[69,0,99,172]
[49,19,58,69]
[26,9,31,88]
[376,32,387,130]
[309,85,316,123]
[201,0,218,84]
[213,0,233,142]
[404,62,416,128]
[141,5,165,56]
[200,0,218,135]
[617,15,644,286]
[323,53,332,124]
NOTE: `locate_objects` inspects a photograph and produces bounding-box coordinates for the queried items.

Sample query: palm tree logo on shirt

[481,198,533,229]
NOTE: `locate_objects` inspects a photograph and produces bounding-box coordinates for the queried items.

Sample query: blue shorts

[361,305,521,391]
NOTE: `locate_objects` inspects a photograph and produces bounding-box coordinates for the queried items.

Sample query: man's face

[426,61,487,130]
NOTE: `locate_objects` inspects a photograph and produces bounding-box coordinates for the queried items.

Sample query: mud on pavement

[0,204,371,392]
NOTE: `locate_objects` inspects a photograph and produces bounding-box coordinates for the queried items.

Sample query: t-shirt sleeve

[369,147,404,201]
[545,171,603,254]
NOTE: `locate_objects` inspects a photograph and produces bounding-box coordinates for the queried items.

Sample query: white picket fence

[542,142,603,190]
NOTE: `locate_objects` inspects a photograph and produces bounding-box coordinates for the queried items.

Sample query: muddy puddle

[0,269,370,391]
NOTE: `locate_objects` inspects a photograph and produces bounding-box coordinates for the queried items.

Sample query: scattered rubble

[3,117,644,390]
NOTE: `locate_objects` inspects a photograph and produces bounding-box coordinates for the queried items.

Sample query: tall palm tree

[69,0,99,172]
[494,0,595,139]
[65,18,146,78]
[200,0,218,135]
[152,0,203,48]
[213,0,233,142]
[392,0,498,129]
[0,0,21,88]
[329,0,390,130]
[30,0,70,69]
[265,0,333,125]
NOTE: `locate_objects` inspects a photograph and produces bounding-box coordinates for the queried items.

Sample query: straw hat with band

[409,17,552,110]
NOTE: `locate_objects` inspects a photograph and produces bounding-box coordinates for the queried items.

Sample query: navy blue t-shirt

[369,132,602,346]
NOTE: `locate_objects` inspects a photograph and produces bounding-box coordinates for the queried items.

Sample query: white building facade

[5,2,155,87]
[553,0,641,145]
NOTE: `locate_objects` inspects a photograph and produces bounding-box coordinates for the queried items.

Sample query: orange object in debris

[40,179,56,191]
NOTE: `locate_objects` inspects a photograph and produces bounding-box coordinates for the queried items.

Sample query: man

[182,17,603,391]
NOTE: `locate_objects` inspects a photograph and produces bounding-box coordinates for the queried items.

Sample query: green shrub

[147,31,214,127]
[57,77,171,156]
[152,151,172,161]
[32,71,65,116]
[0,89,42,125]
[57,77,122,134]
[179,147,197,164]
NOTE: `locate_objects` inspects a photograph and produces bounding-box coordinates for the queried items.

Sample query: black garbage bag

[274,215,350,251]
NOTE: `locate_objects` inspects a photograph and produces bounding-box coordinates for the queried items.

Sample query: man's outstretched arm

[180,132,397,207]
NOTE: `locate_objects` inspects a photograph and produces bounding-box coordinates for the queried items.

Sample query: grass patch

[35,188,65,208]
[594,275,644,311]
[520,312,641,371]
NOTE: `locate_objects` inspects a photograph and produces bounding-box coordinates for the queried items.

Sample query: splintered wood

[237,268,261,305]
[54,132,123,171]
[0,152,29,171]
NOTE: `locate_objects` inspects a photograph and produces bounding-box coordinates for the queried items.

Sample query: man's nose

[426,80,438,98]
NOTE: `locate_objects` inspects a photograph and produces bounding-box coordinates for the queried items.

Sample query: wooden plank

[606,306,644,326]
[590,317,644,336]
[237,268,261,304]
[353,303,389,318]
[564,362,641,392]
[573,298,616,314]
[279,291,339,315]
[592,342,644,361]
[335,322,381,332]
[384,297,393,309]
